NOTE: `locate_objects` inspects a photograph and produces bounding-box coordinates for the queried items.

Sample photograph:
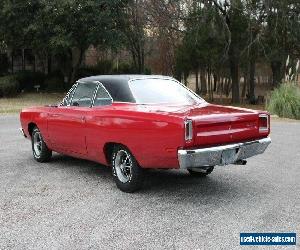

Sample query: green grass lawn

[0,93,65,114]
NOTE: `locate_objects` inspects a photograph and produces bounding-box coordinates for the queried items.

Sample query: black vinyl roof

[78,75,173,103]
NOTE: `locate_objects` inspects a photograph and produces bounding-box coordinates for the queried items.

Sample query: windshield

[129,78,204,105]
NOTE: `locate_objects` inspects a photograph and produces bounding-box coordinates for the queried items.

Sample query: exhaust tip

[234,159,247,165]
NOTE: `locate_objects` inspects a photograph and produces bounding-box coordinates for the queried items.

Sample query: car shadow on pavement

[143,169,232,194]
[48,154,267,205]
[49,154,112,178]
[140,169,269,207]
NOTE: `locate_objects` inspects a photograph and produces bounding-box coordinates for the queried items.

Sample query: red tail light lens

[259,114,269,132]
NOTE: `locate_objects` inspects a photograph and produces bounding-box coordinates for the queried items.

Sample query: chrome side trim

[178,137,271,169]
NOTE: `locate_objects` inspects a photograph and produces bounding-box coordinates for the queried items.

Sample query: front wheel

[188,166,214,177]
[31,127,52,162]
[111,145,144,193]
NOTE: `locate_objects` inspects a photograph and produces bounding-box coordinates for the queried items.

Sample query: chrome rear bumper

[178,137,271,169]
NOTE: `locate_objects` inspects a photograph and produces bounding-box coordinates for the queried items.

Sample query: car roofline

[78,74,174,83]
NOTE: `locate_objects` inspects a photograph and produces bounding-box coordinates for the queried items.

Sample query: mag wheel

[31,127,52,162]
[111,145,144,193]
[188,166,214,177]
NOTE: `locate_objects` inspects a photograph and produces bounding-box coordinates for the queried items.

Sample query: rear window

[128,78,203,105]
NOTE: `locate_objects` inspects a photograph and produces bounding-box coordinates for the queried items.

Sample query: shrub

[45,75,65,92]
[267,83,300,120]
[95,60,114,74]
[113,62,137,74]
[77,60,114,78]
[113,63,151,74]
[76,66,102,79]
[0,54,9,76]
[144,67,152,75]
[16,70,46,91]
[77,60,151,78]
[0,75,20,97]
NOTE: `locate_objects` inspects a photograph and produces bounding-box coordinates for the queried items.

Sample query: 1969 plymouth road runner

[20,75,271,192]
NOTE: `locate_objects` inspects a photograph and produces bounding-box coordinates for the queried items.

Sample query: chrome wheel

[114,150,133,183]
[111,145,144,192]
[33,132,42,157]
[31,127,52,162]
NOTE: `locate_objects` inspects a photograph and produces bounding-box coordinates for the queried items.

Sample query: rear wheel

[31,127,52,162]
[111,145,144,193]
[188,166,214,177]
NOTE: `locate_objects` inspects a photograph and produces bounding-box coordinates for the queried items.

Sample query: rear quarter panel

[86,107,185,168]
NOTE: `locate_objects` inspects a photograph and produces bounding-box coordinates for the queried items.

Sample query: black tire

[111,145,144,193]
[188,166,214,177]
[31,127,52,162]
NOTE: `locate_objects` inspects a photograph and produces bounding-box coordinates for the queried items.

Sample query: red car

[20,75,271,192]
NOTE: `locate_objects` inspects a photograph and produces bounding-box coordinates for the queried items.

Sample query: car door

[85,82,114,161]
[47,81,98,155]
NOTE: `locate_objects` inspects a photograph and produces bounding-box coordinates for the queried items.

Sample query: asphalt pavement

[0,115,299,250]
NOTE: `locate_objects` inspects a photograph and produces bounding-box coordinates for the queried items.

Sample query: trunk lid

[187,104,261,146]
[113,102,267,147]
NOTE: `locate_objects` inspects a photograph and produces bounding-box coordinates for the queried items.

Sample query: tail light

[259,114,269,132]
[185,119,193,141]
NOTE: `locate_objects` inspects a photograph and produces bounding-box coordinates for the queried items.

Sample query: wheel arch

[103,142,139,166]
[28,122,38,136]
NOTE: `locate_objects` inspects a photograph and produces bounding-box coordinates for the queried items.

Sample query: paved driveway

[0,115,299,249]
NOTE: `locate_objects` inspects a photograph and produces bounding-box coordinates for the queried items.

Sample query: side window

[71,82,97,107]
[93,84,112,106]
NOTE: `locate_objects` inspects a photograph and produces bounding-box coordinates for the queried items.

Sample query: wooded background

[0,0,299,104]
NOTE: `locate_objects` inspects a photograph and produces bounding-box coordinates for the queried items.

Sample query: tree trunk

[33,54,36,72]
[137,47,144,73]
[213,74,217,92]
[47,54,52,74]
[271,61,283,87]
[200,67,207,95]
[11,52,14,74]
[225,78,231,97]
[208,67,213,101]
[130,48,138,72]
[70,48,85,85]
[22,49,25,71]
[219,77,224,95]
[130,45,144,74]
[195,68,200,94]
[183,71,189,86]
[220,77,224,104]
[241,73,247,99]
[230,59,240,103]
[249,57,256,104]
